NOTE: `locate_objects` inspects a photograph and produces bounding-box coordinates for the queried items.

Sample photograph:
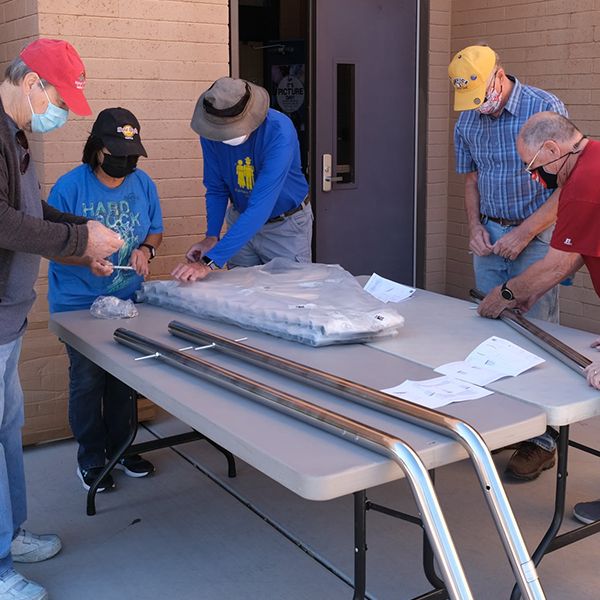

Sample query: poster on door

[272,64,305,114]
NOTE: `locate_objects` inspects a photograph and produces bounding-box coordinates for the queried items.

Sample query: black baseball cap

[91,107,147,157]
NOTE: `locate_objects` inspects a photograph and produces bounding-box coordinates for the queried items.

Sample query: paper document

[382,376,493,409]
[363,273,415,303]
[435,336,545,385]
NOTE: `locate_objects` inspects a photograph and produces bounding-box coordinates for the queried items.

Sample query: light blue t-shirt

[48,164,163,313]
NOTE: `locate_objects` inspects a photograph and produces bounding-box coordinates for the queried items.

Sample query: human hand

[492,227,532,260]
[477,286,517,318]
[185,236,218,262]
[468,223,493,256]
[171,261,211,282]
[85,220,123,259]
[88,257,114,277]
[590,337,600,351]
[129,248,150,277]
[584,361,600,390]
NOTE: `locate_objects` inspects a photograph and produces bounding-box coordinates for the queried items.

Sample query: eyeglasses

[15,130,30,175]
[524,145,544,174]
[525,136,586,174]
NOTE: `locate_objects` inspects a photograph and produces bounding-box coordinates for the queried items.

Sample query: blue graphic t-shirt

[48,164,163,313]
[201,109,309,267]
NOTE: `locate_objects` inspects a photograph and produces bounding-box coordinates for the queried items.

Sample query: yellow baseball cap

[448,46,496,111]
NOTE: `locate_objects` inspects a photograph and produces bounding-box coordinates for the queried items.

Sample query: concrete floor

[18,411,600,600]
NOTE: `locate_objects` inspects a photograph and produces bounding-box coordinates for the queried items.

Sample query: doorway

[231,0,424,285]
[235,0,309,171]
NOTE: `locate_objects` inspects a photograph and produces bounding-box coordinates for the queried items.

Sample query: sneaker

[115,454,155,478]
[573,499,600,524]
[0,569,48,600]
[77,467,115,492]
[505,442,556,480]
[11,530,61,563]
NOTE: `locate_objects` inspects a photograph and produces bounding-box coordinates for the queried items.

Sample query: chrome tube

[470,288,591,375]
[168,321,546,600]
[114,328,473,600]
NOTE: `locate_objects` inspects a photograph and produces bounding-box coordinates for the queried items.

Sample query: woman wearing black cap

[47,107,163,492]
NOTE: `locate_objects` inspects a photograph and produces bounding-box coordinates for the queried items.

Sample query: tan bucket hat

[190,77,270,141]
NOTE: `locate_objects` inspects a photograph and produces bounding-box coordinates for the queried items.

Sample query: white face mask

[222,134,248,146]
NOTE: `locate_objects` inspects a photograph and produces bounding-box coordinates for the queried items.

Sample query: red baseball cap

[20,39,91,116]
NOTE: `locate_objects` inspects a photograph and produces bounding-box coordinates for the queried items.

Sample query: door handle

[322,153,343,192]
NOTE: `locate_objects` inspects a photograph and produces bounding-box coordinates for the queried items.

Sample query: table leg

[86,387,139,516]
[86,390,238,516]
[353,490,368,600]
[509,425,569,600]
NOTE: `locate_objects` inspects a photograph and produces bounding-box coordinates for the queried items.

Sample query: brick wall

[446,0,600,334]
[424,0,452,293]
[0,0,229,444]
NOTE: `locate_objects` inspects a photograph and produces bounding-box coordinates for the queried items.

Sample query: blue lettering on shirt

[48,164,163,313]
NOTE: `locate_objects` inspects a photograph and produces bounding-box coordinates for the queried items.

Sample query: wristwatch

[139,243,156,261]
[201,255,218,270]
[500,281,515,301]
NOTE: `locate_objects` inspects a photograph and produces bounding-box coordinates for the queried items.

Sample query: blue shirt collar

[502,75,522,116]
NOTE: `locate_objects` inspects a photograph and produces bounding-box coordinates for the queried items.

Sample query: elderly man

[172,77,311,282]
[449,45,567,480]
[478,111,600,524]
[0,39,122,600]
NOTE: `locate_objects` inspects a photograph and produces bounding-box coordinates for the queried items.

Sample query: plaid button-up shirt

[454,77,567,221]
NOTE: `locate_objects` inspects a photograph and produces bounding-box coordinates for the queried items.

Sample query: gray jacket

[0,98,89,298]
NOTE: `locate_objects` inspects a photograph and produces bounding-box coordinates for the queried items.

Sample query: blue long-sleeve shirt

[201,109,309,267]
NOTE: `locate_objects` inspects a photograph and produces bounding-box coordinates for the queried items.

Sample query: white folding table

[368,288,600,598]
[50,304,547,600]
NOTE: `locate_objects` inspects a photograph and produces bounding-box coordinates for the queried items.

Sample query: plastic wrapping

[137,259,404,346]
[90,296,139,319]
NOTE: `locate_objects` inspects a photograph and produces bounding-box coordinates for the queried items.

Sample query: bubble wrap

[137,259,404,346]
[90,296,139,319]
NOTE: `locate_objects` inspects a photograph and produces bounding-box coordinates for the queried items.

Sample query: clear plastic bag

[90,296,139,319]
[137,259,404,346]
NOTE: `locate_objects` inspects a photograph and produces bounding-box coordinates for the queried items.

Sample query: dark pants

[65,345,133,471]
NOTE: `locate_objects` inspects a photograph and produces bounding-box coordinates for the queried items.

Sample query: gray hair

[4,56,48,86]
[519,112,582,149]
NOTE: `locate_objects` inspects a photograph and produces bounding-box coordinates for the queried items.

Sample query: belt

[267,196,310,223]
[480,214,523,227]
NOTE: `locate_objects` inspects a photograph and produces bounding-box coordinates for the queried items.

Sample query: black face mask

[101,153,138,178]
[534,166,559,190]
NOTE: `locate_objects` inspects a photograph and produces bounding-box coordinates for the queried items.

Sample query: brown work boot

[505,442,556,480]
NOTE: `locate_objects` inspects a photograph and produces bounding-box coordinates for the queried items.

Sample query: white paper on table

[434,361,506,386]
[363,273,416,303]
[382,375,493,409]
[435,336,545,385]
[465,336,545,377]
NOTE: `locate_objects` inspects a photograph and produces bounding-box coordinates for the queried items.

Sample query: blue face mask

[27,80,69,134]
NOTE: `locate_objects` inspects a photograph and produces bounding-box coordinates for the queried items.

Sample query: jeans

[474,218,558,451]
[65,345,134,471]
[0,337,26,576]
[474,218,559,323]
[226,202,313,268]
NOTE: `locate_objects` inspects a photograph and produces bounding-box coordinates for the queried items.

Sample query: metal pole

[469,289,591,374]
[168,320,546,600]
[114,328,473,600]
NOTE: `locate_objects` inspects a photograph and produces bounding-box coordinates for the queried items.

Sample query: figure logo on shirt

[236,157,255,190]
